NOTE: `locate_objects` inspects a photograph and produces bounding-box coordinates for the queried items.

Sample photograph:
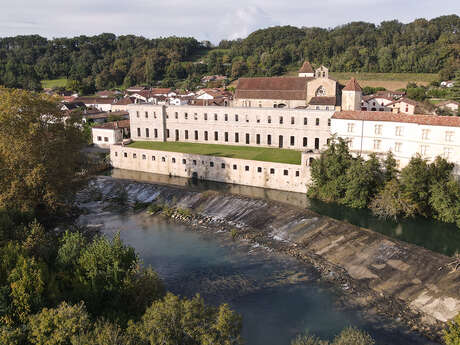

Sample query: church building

[233,62,338,110]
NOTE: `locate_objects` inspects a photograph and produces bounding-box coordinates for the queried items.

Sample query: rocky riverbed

[77,176,460,342]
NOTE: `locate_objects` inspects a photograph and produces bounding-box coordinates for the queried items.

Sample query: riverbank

[79,176,460,342]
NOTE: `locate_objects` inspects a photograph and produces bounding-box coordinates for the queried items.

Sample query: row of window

[347,138,454,159]
[136,128,322,149]
[96,136,109,142]
[346,123,455,142]
[136,110,329,126]
[114,151,301,177]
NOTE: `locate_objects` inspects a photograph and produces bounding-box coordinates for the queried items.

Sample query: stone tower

[342,77,362,111]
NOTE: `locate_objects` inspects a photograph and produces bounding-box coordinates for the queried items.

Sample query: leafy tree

[382,151,398,182]
[27,302,90,345]
[133,292,242,345]
[429,179,460,227]
[0,88,86,214]
[333,327,374,345]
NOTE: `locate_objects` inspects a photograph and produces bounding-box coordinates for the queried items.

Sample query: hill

[0,15,458,92]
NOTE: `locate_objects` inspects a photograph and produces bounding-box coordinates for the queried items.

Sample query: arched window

[315,86,326,97]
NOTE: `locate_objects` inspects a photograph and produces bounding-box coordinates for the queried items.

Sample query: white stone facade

[92,128,123,148]
[128,104,333,151]
[331,116,460,177]
[110,146,311,193]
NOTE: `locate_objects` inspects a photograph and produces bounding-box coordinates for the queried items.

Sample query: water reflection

[108,169,460,256]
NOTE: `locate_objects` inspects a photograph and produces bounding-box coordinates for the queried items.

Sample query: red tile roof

[75,97,115,104]
[235,77,311,100]
[298,61,314,73]
[343,78,362,92]
[151,88,172,95]
[115,97,135,105]
[309,96,336,106]
[93,119,130,129]
[332,111,460,128]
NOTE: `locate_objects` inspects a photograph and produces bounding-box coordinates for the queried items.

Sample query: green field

[128,141,302,165]
[41,78,68,89]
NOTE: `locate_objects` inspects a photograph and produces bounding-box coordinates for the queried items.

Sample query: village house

[112,97,135,112]
[92,119,130,148]
[74,96,115,112]
[436,100,459,113]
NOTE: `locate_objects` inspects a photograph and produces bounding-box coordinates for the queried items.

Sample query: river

[77,176,440,345]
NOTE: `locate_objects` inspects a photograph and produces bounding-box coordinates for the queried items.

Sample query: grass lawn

[41,78,68,89]
[127,141,302,165]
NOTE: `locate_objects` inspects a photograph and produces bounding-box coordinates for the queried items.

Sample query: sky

[0,0,458,43]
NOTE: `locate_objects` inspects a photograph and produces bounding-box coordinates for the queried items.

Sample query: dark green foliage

[1,15,458,91]
[309,140,460,228]
[291,327,375,345]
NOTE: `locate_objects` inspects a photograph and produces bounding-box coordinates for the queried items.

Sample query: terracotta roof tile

[332,111,460,128]
[309,96,336,106]
[298,61,314,73]
[343,78,362,92]
[235,77,311,100]
[93,119,130,129]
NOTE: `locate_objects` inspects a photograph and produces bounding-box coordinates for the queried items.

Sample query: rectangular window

[145,128,149,138]
[194,130,198,140]
[445,131,454,142]
[290,136,295,146]
[373,139,381,150]
[395,142,402,153]
[421,129,430,140]
[152,156,156,161]
[246,133,250,144]
[225,132,229,142]
[204,131,208,141]
[172,157,176,163]
[279,116,283,124]
[235,114,239,121]
[267,135,272,145]
[210,161,214,167]
[284,170,288,176]
[137,128,141,137]
[154,129,158,138]
[193,160,197,165]
[221,163,225,169]
[104,137,108,142]
[124,152,127,158]
[175,112,178,119]
[268,116,272,124]
[224,114,228,121]
[257,167,262,173]
[133,153,137,158]
[235,133,239,143]
[315,138,319,150]
[315,118,320,126]
[214,113,218,121]
[395,126,403,136]
[245,166,249,171]
[347,123,354,133]
[296,171,300,177]
[166,129,170,138]
[303,137,308,147]
[145,111,148,118]
[97,136,102,141]
[214,131,218,141]
[175,129,179,141]
[233,164,237,170]
[182,159,186,164]
[304,117,308,125]
[115,152,118,157]
[270,168,275,174]
[161,157,165,162]
[444,147,453,159]
[185,130,189,139]
[194,113,198,120]
[256,134,260,144]
[204,113,208,120]
[374,124,383,135]
[136,111,139,118]
[291,117,295,125]
[420,145,429,156]
[184,112,188,120]
[279,135,283,148]
[328,119,331,126]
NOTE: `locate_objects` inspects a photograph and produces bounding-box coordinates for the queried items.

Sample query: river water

[78,178,439,345]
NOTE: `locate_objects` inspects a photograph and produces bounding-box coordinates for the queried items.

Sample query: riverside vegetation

[0,87,459,344]
[308,137,460,229]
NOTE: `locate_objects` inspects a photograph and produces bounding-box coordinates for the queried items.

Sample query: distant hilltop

[0,15,458,91]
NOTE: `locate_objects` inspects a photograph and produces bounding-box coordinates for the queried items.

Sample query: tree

[429,179,460,227]
[133,292,242,345]
[443,313,460,345]
[0,88,86,215]
[332,327,375,345]
[370,179,417,220]
[383,151,398,182]
[27,302,90,345]
[449,71,460,101]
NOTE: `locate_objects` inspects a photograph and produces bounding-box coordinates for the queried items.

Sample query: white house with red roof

[331,111,460,177]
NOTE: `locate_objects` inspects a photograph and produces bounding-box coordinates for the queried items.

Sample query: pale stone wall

[128,104,333,151]
[232,98,307,109]
[342,90,362,111]
[92,128,123,148]
[306,77,337,102]
[110,145,310,193]
[331,118,460,177]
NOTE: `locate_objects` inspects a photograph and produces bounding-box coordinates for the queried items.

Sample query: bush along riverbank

[307,137,460,228]
[81,176,460,343]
